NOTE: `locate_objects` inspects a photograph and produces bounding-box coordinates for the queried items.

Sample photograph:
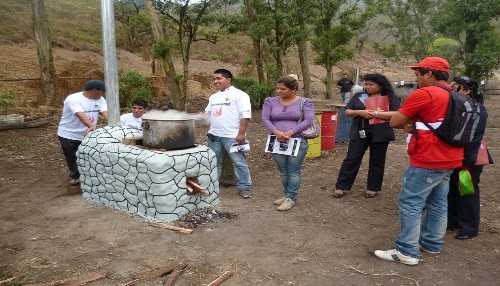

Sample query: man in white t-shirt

[205,69,253,198]
[120,99,148,132]
[57,80,108,185]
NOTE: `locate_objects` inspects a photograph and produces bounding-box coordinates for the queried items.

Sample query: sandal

[333,189,345,198]
[364,191,378,198]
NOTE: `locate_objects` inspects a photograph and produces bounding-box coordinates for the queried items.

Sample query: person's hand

[283,129,294,139]
[236,133,246,144]
[84,126,95,136]
[273,130,288,142]
[403,122,414,133]
[360,110,375,119]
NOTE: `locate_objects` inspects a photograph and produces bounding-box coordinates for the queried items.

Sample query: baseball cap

[406,56,450,72]
[84,80,106,91]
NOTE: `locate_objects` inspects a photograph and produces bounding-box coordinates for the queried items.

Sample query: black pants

[335,138,389,192]
[58,136,82,179]
[448,166,483,236]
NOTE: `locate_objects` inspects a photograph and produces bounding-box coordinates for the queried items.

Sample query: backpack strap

[415,83,451,133]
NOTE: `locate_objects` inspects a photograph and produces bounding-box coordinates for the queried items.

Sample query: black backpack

[416,84,481,147]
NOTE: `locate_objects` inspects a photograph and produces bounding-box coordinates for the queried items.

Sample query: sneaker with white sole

[374,249,419,265]
[238,189,252,199]
[277,198,295,211]
[273,197,287,205]
[419,244,441,254]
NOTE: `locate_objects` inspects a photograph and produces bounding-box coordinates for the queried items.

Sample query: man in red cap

[374,56,464,265]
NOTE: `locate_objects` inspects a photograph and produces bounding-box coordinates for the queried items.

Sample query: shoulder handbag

[298,98,320,139]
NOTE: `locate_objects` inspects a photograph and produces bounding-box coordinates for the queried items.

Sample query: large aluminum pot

[142,119,195,149]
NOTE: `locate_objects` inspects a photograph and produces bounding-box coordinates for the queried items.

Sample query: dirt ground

[1,41,500,285]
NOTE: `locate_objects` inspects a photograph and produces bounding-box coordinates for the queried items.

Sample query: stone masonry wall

[77,126,219,222]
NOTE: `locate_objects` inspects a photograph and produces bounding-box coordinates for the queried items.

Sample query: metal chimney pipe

[101,0,120,126]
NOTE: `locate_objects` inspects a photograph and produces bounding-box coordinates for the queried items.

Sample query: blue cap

[84,80,106,91]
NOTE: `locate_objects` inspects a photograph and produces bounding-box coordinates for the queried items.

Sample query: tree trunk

[145,0,182,107]
[297,39,310,98]
[244,0,265,83]
[325,66,333,99]
[31,0,57,106]
[219,152,236,187]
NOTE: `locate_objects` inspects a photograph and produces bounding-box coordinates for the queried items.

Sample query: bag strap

[298,97,305,123]
[415,84,451,133]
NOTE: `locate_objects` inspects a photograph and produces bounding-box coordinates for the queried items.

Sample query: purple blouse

[262,96,315,136]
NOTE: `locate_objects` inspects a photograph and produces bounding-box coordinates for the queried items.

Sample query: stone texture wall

[77,126,219,222]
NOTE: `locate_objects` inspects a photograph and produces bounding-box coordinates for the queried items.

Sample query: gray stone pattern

[77,126,219,222]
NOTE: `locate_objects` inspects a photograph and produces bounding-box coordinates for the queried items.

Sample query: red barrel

[321,111,337,150]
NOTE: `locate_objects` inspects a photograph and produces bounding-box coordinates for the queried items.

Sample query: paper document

[265,135,301,156]
[229,141,250,153]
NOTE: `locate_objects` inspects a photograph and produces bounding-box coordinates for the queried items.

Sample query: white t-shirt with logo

[120,113,142,131]
[205,86,252,138]
[57,92,108,141]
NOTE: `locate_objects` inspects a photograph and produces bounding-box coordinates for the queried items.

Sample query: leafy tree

[119,71,153,108]
[312,0,373,99]
[432,0,500,80]
[373,0,437,62]
[114,0,152,52]
[152,0,237,110]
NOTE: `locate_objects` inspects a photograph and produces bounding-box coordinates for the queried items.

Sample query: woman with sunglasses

[447,76,491,239]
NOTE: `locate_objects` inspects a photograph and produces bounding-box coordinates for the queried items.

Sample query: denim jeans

[58,136,82,179]
[395,166,453,258]
[271,139,308,202]
[206,134,252,190]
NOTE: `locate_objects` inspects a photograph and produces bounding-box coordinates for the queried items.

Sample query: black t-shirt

[345,92,401,142]
[337,79,354,92]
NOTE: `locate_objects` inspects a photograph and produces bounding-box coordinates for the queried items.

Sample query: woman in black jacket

[448,76,492,239]
[333,73,400,198]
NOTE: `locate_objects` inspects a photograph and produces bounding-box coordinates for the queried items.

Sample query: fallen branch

[0,277,16,285]
[119,263,179,286]
[147,222,193,234]
[345,264,420,286]
[163,260,188,286]
[0,118,50,131]
[27,270,108,286]
[207,271,234,286]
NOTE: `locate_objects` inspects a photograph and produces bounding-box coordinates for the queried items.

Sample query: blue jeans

[206,134,252,190]
[395,166,453,258]
[271,139,308,202]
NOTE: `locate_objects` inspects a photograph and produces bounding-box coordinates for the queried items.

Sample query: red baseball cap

[406,56,450,72]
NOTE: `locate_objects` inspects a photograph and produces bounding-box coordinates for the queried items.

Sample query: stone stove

[76,126,219,222]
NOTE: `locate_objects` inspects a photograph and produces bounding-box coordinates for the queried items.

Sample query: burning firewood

[186,179,208,196]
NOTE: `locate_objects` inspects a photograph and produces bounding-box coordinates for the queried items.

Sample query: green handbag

[458,169,474,196]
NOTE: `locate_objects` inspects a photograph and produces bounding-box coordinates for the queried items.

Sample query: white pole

[101,0,120,126]
[355,67,359,85]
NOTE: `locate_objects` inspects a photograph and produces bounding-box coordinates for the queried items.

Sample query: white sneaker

[374,249,419,265]
[273,197,287,205]
[277,198,295,211]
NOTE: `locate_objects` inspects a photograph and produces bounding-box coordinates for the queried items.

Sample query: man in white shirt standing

[205,69,253,198]
[57,80,108,185]
[120,99,148,132]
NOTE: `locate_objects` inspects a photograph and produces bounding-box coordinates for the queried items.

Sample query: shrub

[232,77,274,109]
[118,71,153,108]
[0,91,18,112]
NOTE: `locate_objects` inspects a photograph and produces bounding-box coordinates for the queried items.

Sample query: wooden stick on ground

[163,260,188,286]
[27,270,108,286]
[207,271,234,286]
[119,263,180,286]
[147,222,193,234]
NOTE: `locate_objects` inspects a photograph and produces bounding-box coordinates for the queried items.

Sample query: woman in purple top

[262,75,315,211]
